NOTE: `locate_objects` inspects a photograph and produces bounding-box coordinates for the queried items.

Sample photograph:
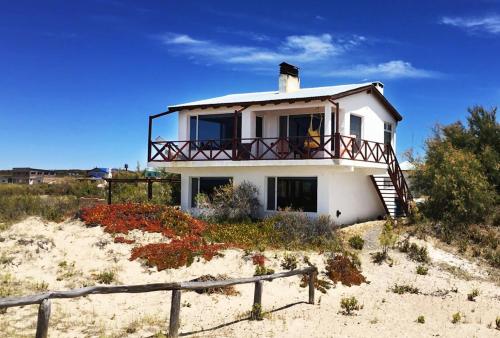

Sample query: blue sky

[1,0,499,169]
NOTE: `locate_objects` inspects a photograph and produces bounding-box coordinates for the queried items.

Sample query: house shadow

[178,301,308,336]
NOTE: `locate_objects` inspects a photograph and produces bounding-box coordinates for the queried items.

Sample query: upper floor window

[189,114,241,150]
[350,115,362,139]
[384,122,393,145]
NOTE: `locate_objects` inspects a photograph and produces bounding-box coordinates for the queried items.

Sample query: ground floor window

[191,177,232,207]
[267,177,317,212]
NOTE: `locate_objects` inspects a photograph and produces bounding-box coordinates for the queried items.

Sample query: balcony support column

[324,102,333,156]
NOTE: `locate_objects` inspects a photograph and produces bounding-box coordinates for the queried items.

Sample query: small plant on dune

[416,265,428,275]
[417,315,425,324]
[451,312,462,324]
[496,316,500,330]
[280,253,298,270]
[408,243,430,263]
[348,235,365,250]
[340,296,361,315]
[380,217,398,254]
[325,253,367,287]
[95,270,116,284]
[252,253,274,276]
[251,303,263,321]
[467,288,479,301]
[390,283,419,295]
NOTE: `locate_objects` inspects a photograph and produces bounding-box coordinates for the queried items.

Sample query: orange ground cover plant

[80,204,226,270]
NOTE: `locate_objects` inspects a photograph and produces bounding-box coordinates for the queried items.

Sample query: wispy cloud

[325,61,439,79]
[158,33,438,79]
[440,14,500,34]
[161,33,347,64]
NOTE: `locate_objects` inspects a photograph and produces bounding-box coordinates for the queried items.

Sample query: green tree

[412,106,498,227]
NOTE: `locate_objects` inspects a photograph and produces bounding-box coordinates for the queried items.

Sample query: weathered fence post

[251,281,263,320]
[169,290,181,338]
[147,180,153,200]
[308,270,315,305]
[35,299,51,338]
[107,181,112,205]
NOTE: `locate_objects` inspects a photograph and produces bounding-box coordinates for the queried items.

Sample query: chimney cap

[279,62,299,77]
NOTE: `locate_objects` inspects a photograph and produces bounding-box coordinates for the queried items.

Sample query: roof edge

[164,84,402,121]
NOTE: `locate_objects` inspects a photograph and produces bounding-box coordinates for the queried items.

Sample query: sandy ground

[0,217,499,338]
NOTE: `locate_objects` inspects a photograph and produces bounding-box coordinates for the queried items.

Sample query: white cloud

[325,60,439,79]
[160,33,343,64]
[441,14,500,34]
[159,33,438,79]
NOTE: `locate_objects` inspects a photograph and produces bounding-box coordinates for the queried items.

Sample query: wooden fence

[0,267,316,338]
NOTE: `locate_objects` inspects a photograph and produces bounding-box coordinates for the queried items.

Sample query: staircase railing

[385,144,413,215]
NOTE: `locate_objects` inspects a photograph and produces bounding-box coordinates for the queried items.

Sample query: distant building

[10,168,56,185]
[87,168,111,179]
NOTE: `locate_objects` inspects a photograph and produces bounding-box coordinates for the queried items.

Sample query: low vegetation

[325,253,367,287]
[348,235,365,250]
[94,270,116,284]
[280,253,298,270]
[416,265,428,275]
[467,288,479,301]
[417,315,425,324]
[452,312,462,324]
[340,296,361,315]
[390,283,420,295]
[189,274,239,296]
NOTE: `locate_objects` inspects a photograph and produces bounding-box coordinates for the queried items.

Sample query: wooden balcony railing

[148,134,391,164]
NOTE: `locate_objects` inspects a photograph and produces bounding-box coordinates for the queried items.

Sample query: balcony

[148,134,392,164]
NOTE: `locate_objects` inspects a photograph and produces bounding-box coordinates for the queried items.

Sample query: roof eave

[165,84,403,122]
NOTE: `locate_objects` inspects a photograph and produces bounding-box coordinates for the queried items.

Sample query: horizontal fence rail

[0,267,316,338]
[149,134,390,164]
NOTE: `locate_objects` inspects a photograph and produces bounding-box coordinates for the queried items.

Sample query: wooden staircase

[371,144,413,217]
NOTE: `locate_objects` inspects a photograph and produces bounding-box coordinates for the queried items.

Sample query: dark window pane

[384,131,392,145]
[350,115,362,139]
[190,116,197,141]
[199,177,231,199]
[277,177,317,212]
[196,114,241,150]
[279,116,288,138]
[256,116,263,138]
[267,177,276,210]
[191,177,199,207]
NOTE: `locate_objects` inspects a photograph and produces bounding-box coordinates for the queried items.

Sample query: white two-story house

[147,63,412,225]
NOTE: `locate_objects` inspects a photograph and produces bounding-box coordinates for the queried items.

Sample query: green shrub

[95,270,116,284]
[379,218,397,254]
[417,315,425,324]
[254,265,274,276]
[280,253,298,270]
[0,194,80,225]
[390,283,419,295]
[196,181,260,223]
[451,312,462,324]
[340,296,360,315]
[408,243,430,263]
[416,265,428,275]
[467,288,479,301]
[269,211,339,249]
[348,235,365,250]
[496,316,500,330]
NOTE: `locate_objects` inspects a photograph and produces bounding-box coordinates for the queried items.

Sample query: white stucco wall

[178,165,386,226]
